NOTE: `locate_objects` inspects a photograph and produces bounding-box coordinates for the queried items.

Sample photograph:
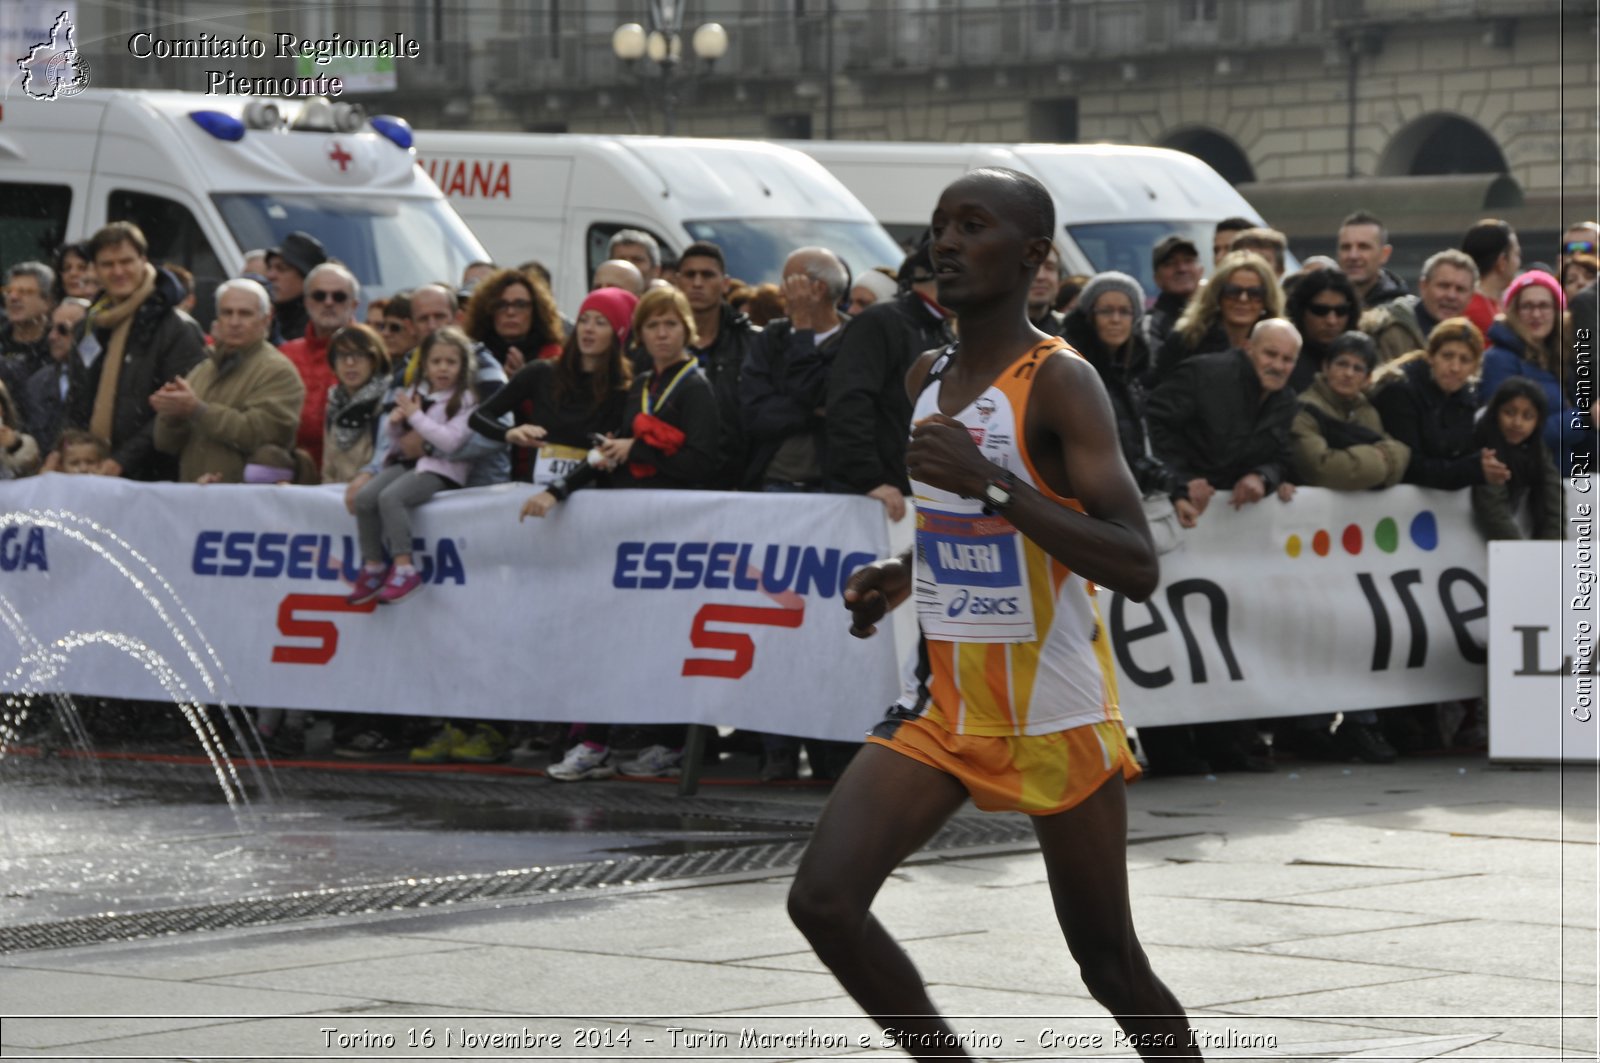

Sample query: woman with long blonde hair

[1152,250,1283,383]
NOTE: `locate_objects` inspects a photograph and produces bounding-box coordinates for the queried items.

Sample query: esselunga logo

[1285,510,1439,559]
[612,540,875,599]
[192,530,465,585]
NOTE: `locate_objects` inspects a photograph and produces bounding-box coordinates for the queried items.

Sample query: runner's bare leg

[1032,775,1201,1060]
[789,743,976,1062]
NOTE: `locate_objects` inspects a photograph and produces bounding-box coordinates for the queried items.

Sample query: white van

[787,142,1276,296]
[413,132,905,312]
[0,89,487,321]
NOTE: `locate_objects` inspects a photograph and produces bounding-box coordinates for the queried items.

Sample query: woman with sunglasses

[1152,250,1283,384]
[1481,269,1585,471]
[461,268,565,376]
[377,293,417,362]
[1284,268,1362,393]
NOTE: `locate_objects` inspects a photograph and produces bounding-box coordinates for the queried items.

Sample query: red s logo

[272,594,377,665]
[682,604,804,679]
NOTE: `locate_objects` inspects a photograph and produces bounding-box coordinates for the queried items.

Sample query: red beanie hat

[579,287,640,347]
[1504,269,1566,313]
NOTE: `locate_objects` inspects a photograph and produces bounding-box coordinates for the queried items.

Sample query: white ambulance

[0,89,488,321]
[787,141,1278,296]
[413,132,905,312]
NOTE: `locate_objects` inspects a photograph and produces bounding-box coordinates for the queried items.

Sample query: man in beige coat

[153,279,304,483]
[1290,331,1410,490]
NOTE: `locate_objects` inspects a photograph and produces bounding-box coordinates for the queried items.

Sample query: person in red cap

[469,285,638,498]
[1481,269,1587,470]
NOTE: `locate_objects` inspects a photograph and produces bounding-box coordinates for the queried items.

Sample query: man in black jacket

[740,247,849,492]
[823,239,953,520]
[1146,318,1302,519]
[677,240,761,490]
[70,222,207,480]
[1145,318,1302,774]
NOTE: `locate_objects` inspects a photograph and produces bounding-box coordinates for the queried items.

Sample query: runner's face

[930,180,1032,310]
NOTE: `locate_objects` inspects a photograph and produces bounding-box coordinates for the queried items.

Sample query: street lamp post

[611,1,728,136]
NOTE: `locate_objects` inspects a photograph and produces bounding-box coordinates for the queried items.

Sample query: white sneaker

[546,742,615,782]
[617,743,683,777]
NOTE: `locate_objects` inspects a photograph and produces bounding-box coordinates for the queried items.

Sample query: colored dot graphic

[1282,511,1437,558]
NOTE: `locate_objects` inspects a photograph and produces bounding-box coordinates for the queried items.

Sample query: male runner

[788,168,1200,1061]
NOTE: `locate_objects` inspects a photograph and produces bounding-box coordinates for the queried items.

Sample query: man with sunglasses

[1,262,57,403]
[23,297,89,454]
[1559,222,1600,274]
[278,262,359,469]
[263,230,327,346]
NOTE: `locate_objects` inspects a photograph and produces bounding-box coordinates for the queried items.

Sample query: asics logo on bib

[946,588,1021,618]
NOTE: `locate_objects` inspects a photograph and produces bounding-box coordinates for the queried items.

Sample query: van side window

[109,190,224,319]
[586,223,671,282]
[0,183,71,274]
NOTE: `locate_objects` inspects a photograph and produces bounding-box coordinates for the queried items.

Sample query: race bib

[914,503,1037,643]
[532,443,588,487]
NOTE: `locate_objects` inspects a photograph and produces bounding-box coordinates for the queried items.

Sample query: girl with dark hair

[54,242,100,302]
[1471,378,1563,541]
[469,287,637,490]
[461,267,565,374]
[1284,268,1362,392]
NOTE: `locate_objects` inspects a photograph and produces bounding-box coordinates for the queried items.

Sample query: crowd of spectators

[1,206,1593,780]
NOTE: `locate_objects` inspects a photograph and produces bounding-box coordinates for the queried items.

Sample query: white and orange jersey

[903,337,1121,737]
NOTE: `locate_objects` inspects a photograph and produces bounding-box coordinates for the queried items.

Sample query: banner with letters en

[0,477,1500,739]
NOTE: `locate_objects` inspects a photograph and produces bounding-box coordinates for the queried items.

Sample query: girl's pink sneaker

[346,566,389,606]
[377,568,423,603]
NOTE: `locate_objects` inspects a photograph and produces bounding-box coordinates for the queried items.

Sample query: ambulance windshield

[215,193,488,298]
[683,218,905,288]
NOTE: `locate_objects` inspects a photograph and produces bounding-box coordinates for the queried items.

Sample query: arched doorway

[1378,113,1508,176]
[1160,128,1256,185]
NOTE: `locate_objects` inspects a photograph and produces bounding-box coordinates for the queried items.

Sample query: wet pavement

[0,745,848,939]
[0,743,1595,1062]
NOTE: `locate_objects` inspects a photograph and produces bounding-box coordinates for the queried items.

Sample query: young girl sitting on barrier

[346,326,478,606]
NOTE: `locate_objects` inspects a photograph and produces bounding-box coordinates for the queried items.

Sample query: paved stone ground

[0,756,1594,1062]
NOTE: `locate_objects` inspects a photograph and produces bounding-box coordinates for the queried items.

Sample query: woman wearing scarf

[321,324,392,485]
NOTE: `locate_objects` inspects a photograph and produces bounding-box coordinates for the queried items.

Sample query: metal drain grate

[0,817,1040,953]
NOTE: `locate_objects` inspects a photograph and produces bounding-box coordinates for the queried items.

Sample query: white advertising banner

[0,478,1506,739]
[1486,533,1598,762]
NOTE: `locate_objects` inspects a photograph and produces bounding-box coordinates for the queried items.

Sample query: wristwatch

[983,469,1017,512]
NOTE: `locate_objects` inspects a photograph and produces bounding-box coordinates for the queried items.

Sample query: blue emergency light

[370,115,413,151]
[188,110,246,142]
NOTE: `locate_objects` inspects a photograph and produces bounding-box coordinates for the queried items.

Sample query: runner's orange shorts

[867,712,1141,815]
